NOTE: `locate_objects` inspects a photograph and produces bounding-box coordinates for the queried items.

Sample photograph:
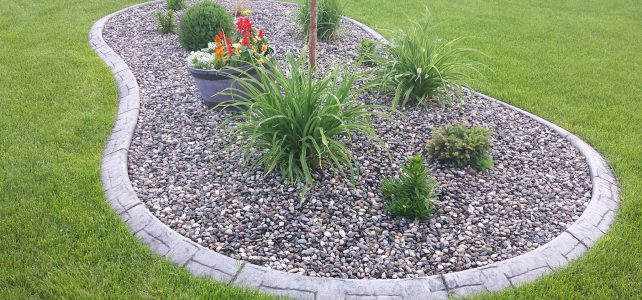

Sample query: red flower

[241,33,251,47]
[215,32,222,43]
[236,17,253,35]
[258,29,264,38]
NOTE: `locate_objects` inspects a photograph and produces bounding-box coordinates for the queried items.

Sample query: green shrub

[356,39,378,67]
[166,0,186,11]
[154,10,177,34]
[370,18,482,108]
[219,51,386,185]
[298,0,344,40]
[382,156,438,219]
[178,1,234,51]
[426,124,494,171]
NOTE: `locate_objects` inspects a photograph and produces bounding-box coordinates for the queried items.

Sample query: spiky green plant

[298,0,344,40]
[356,39,379,67]
[371,18,482,108]
[382,156,438,219]
[153,10,177,34]
[165,0,186,11]
[218,51,387,185]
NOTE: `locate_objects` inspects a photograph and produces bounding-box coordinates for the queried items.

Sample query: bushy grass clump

[298,0,344,40]
[426,123,494,171]
[371,18,482,108]
[219,52,386,185]
[356,39,379,67]
[178,1,234,51]
[382,156,438,219]
[165,0,186,11]
[154,10,177,34]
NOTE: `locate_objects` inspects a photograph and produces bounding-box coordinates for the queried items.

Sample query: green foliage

[178,1,234,51]
[298,0,344,40]
[370,17,482,108]
[382,156,438,219]
[426,123,493,171]
[165,0,186,11]
[219,51,386,185]
[356,39,378,67]
[154,10,177,34]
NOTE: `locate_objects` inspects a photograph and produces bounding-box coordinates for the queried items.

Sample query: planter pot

[187,63,260,109]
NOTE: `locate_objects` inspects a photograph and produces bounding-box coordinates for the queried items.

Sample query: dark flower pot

[188,64,259,109]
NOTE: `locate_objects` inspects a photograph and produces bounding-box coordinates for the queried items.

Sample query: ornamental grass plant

[218,51,387,185]
[298,0,344,40]
[370,17,482,108]
[356,39,379,67]
[165,0,186,11]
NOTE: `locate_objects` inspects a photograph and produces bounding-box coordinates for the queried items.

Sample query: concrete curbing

[90,1,620,299]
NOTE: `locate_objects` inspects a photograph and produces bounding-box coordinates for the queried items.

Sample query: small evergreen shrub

[370,17,482,108]
[356,39,378,67]
[166,0,186,11]
[298,0,344,40]
[382,156,438,219]
[426,124,494,171]
[154,10,177,34]
[178,1,234,51]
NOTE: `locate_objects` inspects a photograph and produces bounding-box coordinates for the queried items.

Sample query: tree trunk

[308,0,317,70]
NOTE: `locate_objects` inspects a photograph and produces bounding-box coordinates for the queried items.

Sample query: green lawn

[0,0,274,298]
[1,0,640,299]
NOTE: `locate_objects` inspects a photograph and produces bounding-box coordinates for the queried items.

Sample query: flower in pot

[186,17,272,108]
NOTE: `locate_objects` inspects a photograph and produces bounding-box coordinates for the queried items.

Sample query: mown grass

[0,0,275,298]
[1,0,640,299]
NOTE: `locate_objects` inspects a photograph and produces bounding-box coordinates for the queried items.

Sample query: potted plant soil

[186,17,272,108]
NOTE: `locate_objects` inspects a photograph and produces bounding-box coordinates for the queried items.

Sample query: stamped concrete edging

[90,1,620,299]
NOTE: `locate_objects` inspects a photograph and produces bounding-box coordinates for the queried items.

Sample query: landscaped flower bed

[103,0,591,279]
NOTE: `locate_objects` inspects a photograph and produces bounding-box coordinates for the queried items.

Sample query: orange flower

[214,46,225,58]
[261,44,268,54]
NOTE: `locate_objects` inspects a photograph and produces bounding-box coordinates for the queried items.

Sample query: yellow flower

[261,44,268,53]
[240,9,252,17]
[252,45,257,51]
[258,58,264,65]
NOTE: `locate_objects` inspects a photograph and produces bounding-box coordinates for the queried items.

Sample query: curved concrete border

[90,1,620,299]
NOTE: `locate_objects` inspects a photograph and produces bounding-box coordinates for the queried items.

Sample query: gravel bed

[102,0,591,279]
